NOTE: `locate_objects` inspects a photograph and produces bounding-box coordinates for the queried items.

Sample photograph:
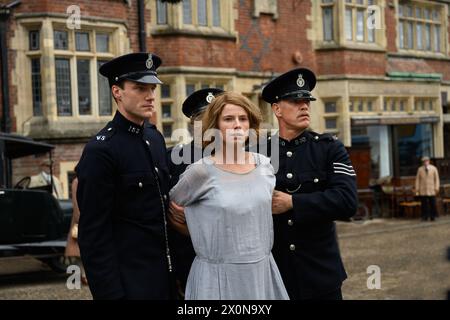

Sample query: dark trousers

[420,196,437,220]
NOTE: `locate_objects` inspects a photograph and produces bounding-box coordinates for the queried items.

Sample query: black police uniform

[260,68,358,300]
[76,53,173,300]
[167,88,223,297]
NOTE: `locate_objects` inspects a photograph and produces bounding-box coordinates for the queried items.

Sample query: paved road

[338,216,450,300]
[0,216,449,300]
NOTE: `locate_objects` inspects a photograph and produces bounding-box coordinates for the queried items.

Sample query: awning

[0,132,54,159]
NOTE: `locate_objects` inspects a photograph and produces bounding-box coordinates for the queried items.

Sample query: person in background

[415,156,440,221]
[64,177,87,285]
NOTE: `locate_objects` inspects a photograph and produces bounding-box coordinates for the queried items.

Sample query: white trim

[333,162,354,169]
[334,170,356,176]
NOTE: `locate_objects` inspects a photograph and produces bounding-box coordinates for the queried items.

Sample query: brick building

[1,0,450,198]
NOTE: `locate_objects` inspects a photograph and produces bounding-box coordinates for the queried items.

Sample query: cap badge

[296,74,305,88]
[145,54,153,69]
[206,92,215,103]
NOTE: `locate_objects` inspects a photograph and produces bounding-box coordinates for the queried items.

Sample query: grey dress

[169,153,289,300]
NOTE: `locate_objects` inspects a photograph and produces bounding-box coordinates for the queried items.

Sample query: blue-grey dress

[169,153,289,300]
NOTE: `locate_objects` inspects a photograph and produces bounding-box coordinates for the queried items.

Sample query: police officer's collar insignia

[206,92,215,104]
[128,125,141,135]
[146,54,153,69]
[296,74,305,88]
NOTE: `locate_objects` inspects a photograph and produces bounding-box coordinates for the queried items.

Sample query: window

[50,28,114,117]
[325,118,337,129]
[96,34,109,53]
[321,0,334,41]
[323,99,339,133]
[325,101,337,113]
[197,0,207,26]
[77,59,91,115]
[319,0,383,47]
[161,84,171,99]
[381,97,408,112]
[157,0,168,24]
[160,83,174,140]
[350,98,377,113]
[29,30,40,50]
[23,21,123,127]
[97,61,112,116]
[398,1,444,53]
[152,0,233,36]
[75,32,90,51]
[414,98,435,112]
[212,0,221,27]
[182,0,221,28]
[55,58,72,116]
[54,30,68,50]
[162,104,172,119]
[31,58,42,116]
[183,0,193,24]
[186,84,196,96]
[345,0,376,43]
[163,124,173,138]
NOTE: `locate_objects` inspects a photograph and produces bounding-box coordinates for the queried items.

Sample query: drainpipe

[0,1,20,133]
[138,0,147,52]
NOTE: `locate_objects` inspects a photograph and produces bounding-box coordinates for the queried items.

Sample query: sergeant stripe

[333,162,354,169]
[333,166,355,174]
[334,170,356,176]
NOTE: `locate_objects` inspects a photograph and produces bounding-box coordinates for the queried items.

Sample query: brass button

[287,173,293,179]
[287,151,293,157]
[289,244,296,251]
[138,182,143,188]
[288,219,294,226]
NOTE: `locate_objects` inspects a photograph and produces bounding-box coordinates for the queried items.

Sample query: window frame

[317,0,386,51]
[151,0,235,39]
[397,0,447,55]
[49,23,116,119]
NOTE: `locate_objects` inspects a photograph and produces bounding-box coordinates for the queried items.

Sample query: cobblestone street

[0,216,449,300]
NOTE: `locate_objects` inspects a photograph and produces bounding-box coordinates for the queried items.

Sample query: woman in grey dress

[169,92,289,300]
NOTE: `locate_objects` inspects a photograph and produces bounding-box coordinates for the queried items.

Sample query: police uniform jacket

[265,130,357,299]
[76,111,173,300]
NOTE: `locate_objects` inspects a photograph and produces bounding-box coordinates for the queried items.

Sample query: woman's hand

[272,190,293,214]
[169,201,186,224]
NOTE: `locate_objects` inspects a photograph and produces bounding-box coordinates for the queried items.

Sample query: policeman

[167,87,223,298]
[261,68,358,300]
[76,52,174,300]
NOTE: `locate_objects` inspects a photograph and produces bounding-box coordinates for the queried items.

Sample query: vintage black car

[0,132,72,272]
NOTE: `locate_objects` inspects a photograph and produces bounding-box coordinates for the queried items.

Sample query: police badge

[296,74,305,87]
[146,54,153,69]
[206,92,215,103]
